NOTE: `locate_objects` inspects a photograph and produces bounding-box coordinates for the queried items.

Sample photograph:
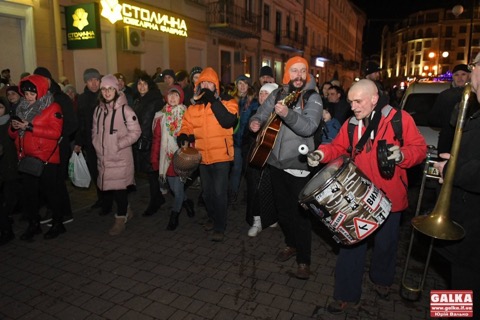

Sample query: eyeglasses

[468,62,480,72]
[101,87,116,93]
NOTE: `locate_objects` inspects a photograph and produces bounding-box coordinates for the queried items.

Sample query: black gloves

[199,88,216,104]
[177,134,195,148]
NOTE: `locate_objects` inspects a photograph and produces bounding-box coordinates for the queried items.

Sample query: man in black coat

[74,68,104,211]
[429,64,470,154]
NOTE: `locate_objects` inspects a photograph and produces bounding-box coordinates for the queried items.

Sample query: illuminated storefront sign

[100,0,188,37]
[65,3,102,49]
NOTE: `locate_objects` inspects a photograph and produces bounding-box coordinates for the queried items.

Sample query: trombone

[400,84,469,300]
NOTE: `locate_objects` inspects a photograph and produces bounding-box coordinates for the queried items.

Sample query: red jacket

[150,115,177,176]
[8,75,63,163]
[318,106,426,212]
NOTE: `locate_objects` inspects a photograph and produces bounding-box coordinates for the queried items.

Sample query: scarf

[16,92,54,137]
[0,114,10,126]
[157,104,186,180]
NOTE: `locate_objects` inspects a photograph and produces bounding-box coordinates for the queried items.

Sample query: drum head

[301,156,348,197]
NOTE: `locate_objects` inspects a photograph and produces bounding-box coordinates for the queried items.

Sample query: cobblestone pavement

[0,176,448,320]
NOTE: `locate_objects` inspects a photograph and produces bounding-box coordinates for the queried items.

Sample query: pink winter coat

[92,93,141,190]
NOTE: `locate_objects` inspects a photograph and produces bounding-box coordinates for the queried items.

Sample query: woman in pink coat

[92,74,141,236]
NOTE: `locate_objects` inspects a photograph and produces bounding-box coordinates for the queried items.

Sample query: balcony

[275,30,304,52]
[207,2,261,39]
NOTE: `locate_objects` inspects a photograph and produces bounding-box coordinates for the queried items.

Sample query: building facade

[0,0,365,92]
[381,6,480,82]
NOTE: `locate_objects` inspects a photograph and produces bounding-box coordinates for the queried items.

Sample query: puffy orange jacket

[179,68,238,164]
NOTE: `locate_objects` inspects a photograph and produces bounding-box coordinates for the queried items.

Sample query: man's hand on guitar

[274,101,289,118]
[250,120,261,133]
[307,150,324,167]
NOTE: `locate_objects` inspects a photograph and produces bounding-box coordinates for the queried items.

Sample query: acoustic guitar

[249,90,302,167]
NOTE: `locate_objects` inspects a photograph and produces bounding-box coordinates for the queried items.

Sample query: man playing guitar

[249,56,323,279]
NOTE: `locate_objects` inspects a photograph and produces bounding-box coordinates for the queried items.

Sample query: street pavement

[0,175,448,320]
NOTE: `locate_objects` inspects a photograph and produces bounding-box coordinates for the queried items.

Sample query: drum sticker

[315,182,339,203]
[338,226,355,243]
[360,177,372,186]
[362,185,382,211]
[353,217,379,239]
[330,212,346,230]
[309,203,325,218]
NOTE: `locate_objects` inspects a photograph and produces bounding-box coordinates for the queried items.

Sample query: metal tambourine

[377,140,395,179]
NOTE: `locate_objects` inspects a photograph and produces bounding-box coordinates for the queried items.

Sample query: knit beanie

[100,74,119,91]
[167,84,185,104]
[260,83,279,95]
[282,56,310,84]
[190,66,203,83]
[20,80,37,94]
[83,68,101,83]
[34,67,52,79]
[260,66,274,77]
[6,85,19,95]
[235,74,251,86]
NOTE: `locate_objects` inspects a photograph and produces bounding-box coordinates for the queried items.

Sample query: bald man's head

[347,79,379,120]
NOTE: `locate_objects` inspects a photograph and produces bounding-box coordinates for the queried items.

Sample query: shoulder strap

[391,109,403,147]
[347,119,355,153]
[302,89,318,108]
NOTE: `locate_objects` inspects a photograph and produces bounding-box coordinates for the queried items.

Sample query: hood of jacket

[19,74,49,99]
[195,67,220,95]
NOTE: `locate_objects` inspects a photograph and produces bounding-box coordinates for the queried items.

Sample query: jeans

[333,212,402,302]
[167,176,186,212]
[199,162,230,232]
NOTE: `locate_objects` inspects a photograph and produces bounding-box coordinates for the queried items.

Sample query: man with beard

[249,56,322,279]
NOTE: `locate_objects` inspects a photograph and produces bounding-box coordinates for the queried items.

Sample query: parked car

[399,81,451,150]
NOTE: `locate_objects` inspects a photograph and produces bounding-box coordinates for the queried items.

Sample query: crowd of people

[0,56,478,315]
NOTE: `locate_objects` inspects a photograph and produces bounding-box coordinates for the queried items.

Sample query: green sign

[65,3,102,49]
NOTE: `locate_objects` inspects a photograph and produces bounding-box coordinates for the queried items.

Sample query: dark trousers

[22,163,63,224]
[451,264,480,318]
[102,189,128,216]
[85,146,103,202]
[0,180,20,231]
[269,166,312,265]
[147,171,165,207]
[199,162,230,232]
[333,212,402,302]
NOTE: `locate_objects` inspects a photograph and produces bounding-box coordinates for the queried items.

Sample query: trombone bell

[412,212,465,241]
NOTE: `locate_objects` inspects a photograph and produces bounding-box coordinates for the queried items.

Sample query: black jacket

[132,88,165,172]
[75,87,100,150]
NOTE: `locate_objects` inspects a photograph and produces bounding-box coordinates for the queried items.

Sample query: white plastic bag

[68,151,91,188]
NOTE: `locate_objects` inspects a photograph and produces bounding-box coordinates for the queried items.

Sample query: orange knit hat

[282,56,311,85]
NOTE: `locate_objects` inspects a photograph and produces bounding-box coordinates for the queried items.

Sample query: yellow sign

[100,0,188,37]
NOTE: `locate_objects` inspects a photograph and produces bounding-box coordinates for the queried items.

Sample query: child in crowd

[321,105,341,144]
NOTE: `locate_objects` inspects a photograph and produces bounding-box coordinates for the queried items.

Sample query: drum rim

[299,155,351,202]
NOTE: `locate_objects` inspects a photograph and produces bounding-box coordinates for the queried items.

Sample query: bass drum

[299,155,392,245]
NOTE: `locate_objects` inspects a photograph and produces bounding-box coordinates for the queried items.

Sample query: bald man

[308,79,427,314]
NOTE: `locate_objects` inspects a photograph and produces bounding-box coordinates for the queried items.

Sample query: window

[245,0,253,22]
[415,55,421,64]
[295,21,299,42]
[275,11,281,42]
[263,4,270,30]
[458,38,466,47]
[286,16,291,38]
[459,26,467,33]
[444,39,452,50]
[425,40,431,48]
[416,42,422,51]
[457,52,465,60]
[445,26,453,37]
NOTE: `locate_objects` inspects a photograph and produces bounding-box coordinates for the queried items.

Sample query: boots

[109,215,126,236]
[20,221,42,241]
[166,211,180,231]
[248,216,262,237]
[44,222,66,240]
[183,199,195,217]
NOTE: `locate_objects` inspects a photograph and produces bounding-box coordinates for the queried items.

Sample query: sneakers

[276,246,297,262]
[46,215,73,227]
[296,263,310,280]
[44,223,66,240]
[211,231,224,242]
[326,300,360,315]
[269,222,278,228]
[248,216,262,237]
[373,284,390,300]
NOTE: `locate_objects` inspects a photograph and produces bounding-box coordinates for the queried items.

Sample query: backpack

[346,107,403,154]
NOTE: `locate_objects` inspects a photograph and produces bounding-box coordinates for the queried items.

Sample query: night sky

[351,0,468,56]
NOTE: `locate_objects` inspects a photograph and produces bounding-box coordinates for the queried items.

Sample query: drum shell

[299,156,392,245]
